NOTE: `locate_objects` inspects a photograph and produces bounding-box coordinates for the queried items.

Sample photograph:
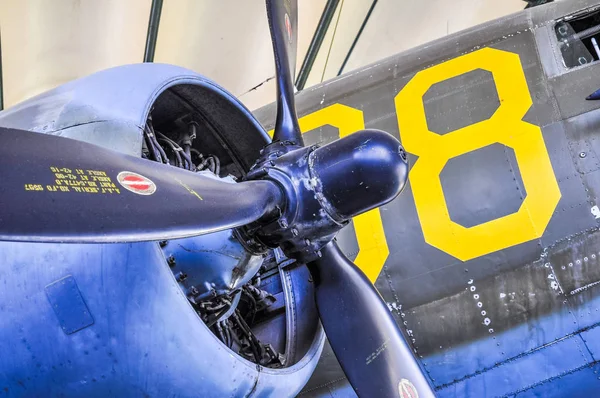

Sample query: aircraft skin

[254,0,600,396]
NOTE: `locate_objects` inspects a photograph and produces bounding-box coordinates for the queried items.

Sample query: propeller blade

[308,241,435,398]
[265,0,303,146]
[587,87,600,100]
[0,127,282,243]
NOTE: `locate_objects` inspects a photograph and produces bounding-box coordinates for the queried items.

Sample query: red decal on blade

[398,379,419,398]
[284,13,293,44]
[117,171,156,195]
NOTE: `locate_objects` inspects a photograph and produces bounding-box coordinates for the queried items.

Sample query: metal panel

[440,144,525,228]
[437,335,592,397]
[404,257,575,386]
[423,69,499,135]
[45,275,94,335]
[514,362,600,397]
[549,63,600,120]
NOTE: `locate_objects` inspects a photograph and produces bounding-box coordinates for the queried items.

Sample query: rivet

[167,255,176,266]
[580,152,587,158]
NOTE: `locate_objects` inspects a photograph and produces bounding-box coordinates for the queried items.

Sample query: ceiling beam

[0,30,4,110]
[295,0,340,91]
[337,0,377,76]
[144,0,164,63]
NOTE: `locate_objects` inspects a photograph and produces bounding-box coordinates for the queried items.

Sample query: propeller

[586,87,600,100]
[0,0,434,396]
[261,1,435,396]
[309,241,433,397]
[0,127,282,243]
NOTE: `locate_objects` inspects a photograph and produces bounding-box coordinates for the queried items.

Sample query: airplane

[0,0,599,397]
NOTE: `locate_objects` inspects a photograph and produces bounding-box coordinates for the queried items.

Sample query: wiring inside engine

[143,113,222,175]
[148,107,286,368]
[194,278,284,368]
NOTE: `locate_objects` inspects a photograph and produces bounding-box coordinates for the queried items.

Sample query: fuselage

[254,0,600,396]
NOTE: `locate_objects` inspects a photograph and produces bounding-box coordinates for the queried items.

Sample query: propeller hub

[245,129,408,261]
[308,129,408,222]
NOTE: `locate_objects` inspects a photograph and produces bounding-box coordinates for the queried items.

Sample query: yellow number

[395,47,561,261]
[288,104,390,282]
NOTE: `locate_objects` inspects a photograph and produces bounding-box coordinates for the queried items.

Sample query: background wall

[0,0,526,111]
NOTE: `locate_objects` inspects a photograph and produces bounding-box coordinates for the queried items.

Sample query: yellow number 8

[395,48,561,261]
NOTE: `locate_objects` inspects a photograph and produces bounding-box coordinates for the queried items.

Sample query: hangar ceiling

[0,0,525,112]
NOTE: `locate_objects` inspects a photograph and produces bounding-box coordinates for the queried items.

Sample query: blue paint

[515,363,600,397]
[424,302,580,387]
[437,334,592,397]
[425,287,600,397]
[0,241,323,397]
